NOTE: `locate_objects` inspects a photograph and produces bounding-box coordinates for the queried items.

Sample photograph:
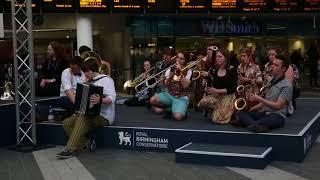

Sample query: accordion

[75,83,103,116]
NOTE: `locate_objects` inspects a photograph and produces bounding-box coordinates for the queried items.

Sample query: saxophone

[234,70,261,111]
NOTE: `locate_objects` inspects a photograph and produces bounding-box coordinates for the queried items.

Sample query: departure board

[242,0,268,12]
[211,0,239,12]
[42,0,75,12]
[145,0,176,13]
[4,0,40,13]
[178,0,209,12]
[271,0,299,12]
[112,0,143,13]
[304,0,320,12]
[78,0,110,12]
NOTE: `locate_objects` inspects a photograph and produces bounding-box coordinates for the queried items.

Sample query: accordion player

[74,83,103,116]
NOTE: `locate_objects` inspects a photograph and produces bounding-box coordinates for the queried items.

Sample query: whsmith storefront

[128,14,320,76]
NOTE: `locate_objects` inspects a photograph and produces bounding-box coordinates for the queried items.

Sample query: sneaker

[56,149,73,159]
[247,124,269,133]
[88,139,97,152]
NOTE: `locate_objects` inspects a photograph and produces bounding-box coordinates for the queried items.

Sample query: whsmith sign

[201,20,261,35]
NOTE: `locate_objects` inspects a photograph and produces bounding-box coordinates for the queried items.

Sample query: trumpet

[123,66,155,93]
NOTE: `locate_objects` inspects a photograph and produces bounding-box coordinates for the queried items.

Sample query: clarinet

[203,67,215,96]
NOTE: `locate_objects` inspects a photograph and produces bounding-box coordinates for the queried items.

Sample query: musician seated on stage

[267,48,297,112]
[58,56,86,113]
[237,48,262,89]
[56,59,116,159]
[197,48,238,124]
[149,52,192,121]
[236,55,293,133]
[79,46,112,77]
[124,60,153,106]
[152,52,174,94]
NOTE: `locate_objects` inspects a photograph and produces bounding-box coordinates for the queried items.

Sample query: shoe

[87,139,97,152]
[247,124,269,133]
[56,149,73,159]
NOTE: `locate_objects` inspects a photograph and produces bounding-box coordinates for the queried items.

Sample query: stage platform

[1,97,320,169]
[35,98,320,167]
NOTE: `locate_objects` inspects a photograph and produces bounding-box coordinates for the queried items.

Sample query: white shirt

[60,68,86,97]
[92,74,116,125]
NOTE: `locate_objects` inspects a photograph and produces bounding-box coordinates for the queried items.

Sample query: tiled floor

[0,136,319,180]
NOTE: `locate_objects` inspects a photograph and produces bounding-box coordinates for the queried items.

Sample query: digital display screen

[242,0,268,12]
[43,0,75,12]
[271,0,299,12]
[304,0,320,12]
[4,0,40,13]
[211,0,239,12]
[178,0,209,12]
[78,0,110,12]
[112,0,143,13]
[145,0,176,13]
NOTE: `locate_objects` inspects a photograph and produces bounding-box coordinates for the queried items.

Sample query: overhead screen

[1,0,319,13]
[145,0,176,13]
[78,0,110,12]
[42,0,75,12]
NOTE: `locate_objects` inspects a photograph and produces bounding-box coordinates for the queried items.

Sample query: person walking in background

[306,43,319,88]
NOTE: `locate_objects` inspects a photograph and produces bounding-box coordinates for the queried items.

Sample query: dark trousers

[237,112,285,129]
[58,96,75,113]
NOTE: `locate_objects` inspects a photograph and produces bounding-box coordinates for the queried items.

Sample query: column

[76,15,93,54]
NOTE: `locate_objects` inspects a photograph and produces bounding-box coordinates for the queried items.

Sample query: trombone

[135,63,176,94]
[123,66,155,92]
[134,56,177,94]
[171,57,207,81]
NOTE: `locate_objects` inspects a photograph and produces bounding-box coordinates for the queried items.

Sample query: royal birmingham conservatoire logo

[118,131,132,146]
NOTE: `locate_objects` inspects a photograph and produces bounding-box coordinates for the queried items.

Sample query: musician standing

[58,56,86,113]
[198,48,237,124]
[150,52,192,121]
[57,58,116,159]
[236,55,293,133]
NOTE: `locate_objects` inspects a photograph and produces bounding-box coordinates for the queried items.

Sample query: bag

[124,97,147,106]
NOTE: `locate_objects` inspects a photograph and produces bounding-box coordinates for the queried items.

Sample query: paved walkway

[0,136,319,180]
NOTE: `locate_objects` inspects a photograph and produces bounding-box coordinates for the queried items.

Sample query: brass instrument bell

[80,51,103,73]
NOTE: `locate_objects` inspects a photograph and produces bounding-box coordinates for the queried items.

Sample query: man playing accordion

[56,57,116,159]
